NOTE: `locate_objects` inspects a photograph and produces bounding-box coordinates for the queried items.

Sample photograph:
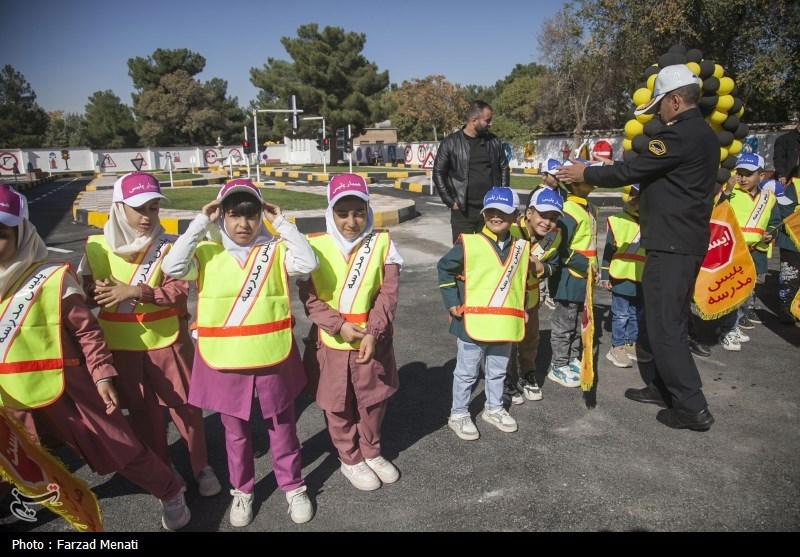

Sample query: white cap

[634,65,701,116]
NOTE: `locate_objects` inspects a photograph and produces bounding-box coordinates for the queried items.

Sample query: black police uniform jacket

[432,128,510,209]
[584,107,718,256]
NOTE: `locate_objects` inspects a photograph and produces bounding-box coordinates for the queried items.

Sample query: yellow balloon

[647,74,657,91]
[716,94,734,112]
[728,139,743,155]
[686,62,701,76]
[633,87,652,106]
[720,146,728,162]
[713,64,724,79]
[708,121,723,133]
[718,76,734,96]
[635,112,653,124]
[737,106,744,118]
[710,110,728,124]
[624,119,644,138]
[622,138,632,151]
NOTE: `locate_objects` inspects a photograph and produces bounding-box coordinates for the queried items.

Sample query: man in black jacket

[773,118,800,185]
[557,65,716,431]
[433,100,510,243]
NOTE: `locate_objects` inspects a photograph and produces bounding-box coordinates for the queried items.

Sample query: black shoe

[689,338,711,357]
[778,308,797,324]
[737,315,755,329]
[656,407,714,431]
[744,308,762,324]
[624,386,668,408]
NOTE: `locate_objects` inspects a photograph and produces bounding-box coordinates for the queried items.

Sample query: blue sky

[2,0,564,115]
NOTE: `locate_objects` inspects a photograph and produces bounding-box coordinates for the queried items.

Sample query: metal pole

[244,125,251,178]
[253,110,260,184]
[348,124,353,174]
[322,117,327,175]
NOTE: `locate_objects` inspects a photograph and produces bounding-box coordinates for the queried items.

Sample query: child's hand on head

[202,199,222,221]
[339,322,366,343]
[262,201,281,223]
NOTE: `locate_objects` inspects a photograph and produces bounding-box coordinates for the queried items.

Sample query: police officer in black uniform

[556,65,716,431]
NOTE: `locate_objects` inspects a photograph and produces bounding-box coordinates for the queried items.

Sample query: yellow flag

[580,266,595,391]
[783,210,800,250]
[693,201,756,320]
[0,408,103,532]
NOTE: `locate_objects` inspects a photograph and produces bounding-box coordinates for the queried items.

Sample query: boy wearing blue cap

[438,187,530,440]
[718,154,781,350]
[548,160,598,388]
[504,188,563,404]
[601,185,653,368]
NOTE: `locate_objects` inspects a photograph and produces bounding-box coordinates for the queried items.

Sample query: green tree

[0,65,48,148]
[204,78,247,144]
[128,48,206,93]
[84,90,138,148]
[43,111,88,147]
[249,23,390,144]
[391,75,468,142]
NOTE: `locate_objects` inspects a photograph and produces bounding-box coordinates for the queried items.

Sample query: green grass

[160,187,328,211]
[509,175,544,190]
[290,165,394,173]
[153,173,203,182]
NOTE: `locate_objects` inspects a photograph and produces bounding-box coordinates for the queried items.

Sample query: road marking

[426,201,446,207]
[47,247,72,253]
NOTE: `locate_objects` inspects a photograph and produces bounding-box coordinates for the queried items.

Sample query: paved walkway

[74,173,418,234]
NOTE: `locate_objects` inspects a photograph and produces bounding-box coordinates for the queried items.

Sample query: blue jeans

[451,338,511,415]
[611,293,643,347]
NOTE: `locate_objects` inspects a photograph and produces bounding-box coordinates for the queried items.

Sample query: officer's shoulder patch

[648,140,667,156]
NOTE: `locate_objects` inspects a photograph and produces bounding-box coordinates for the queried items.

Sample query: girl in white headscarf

[78,172,221,500]
[0,184,192,530]
[298,173,404,492]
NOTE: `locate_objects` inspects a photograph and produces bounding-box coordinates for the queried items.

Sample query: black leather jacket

[432,128,509,209]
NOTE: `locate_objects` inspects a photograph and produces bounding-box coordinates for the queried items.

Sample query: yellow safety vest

[308,231,390,350]
[607,212,646,282]
[729,188,776,253]
[562,197,598,278]
[0,263,71,410]
[194,240,292,370]
[84,235,179,351]
[461,234,530,342]
[511,219,561,309]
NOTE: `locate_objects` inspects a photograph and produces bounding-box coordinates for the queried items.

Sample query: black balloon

[723,115,740,132]
[730,97,743,114]
[717,167,731,184]
[626,107,636,120]
[686,48,703,63]
[699,103,715,117]
[702,76,720,93]
[644,65,660,78]
[643,118,664,136]
[623,149,638,162]
[722,155,738,169]
[632,134,650,154]
[636,81,647,91]
[731,84,738,96]
[671,53,687,65]
[734,123,750,139]
[668,44,687,54]
[658,53,673,68]
[699,59,716,78]
[718,131,734,146]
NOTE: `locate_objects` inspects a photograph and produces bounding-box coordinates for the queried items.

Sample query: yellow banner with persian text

[783,210,800,319]
[0,408,103,532]
[693,201,756,320]
[580,266,595,391]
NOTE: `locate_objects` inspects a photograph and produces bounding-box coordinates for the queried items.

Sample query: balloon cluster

[622,44,747,185]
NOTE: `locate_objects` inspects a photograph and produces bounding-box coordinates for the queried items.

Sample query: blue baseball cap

[481,187,517,214]
[760,179,792,206]
[735,153,765,172]
[543,158,562,175]
[630,183,640,192]
[528,187,564,214]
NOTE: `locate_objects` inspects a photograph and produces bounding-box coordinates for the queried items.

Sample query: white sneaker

[481,407,518,433]
[229,489,254,527]
[196,466,222,497]
[518,376,543,401]
[285,485,314,524]
[735,327,750,343]
[547,364,581,388]
[511,392,525,405]
[340,460,381,491]
[161,490,191,531]
[718,331,741,351]
[365,455,400,484]
[448,413,480,441]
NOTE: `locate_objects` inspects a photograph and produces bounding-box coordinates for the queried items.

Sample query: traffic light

[315,136,322,150]
[344,137,353,154]
[336,128,346,151]
[322,138,330,151]
[242,139,251,154]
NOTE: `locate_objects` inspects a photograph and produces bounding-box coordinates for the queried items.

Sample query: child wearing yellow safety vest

[298,174,403,492]
[438,187,530,441]
[717,154,781,351]
[161,179,318,527]
[772,173,800,324]
[78,172,221,499]
[503,187,563,405]
[548,159,598,388]
[601,184,654,368]
[0,184,192,531]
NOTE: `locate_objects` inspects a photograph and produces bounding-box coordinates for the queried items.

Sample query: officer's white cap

[634,65,701,116]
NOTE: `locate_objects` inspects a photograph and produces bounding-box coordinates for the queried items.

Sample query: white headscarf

[0,220,83,300]
[103,202,165,258]
[215,210,275,265]
[325,197,403,268]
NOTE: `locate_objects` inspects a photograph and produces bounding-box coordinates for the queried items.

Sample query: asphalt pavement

[2,177,799,538]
